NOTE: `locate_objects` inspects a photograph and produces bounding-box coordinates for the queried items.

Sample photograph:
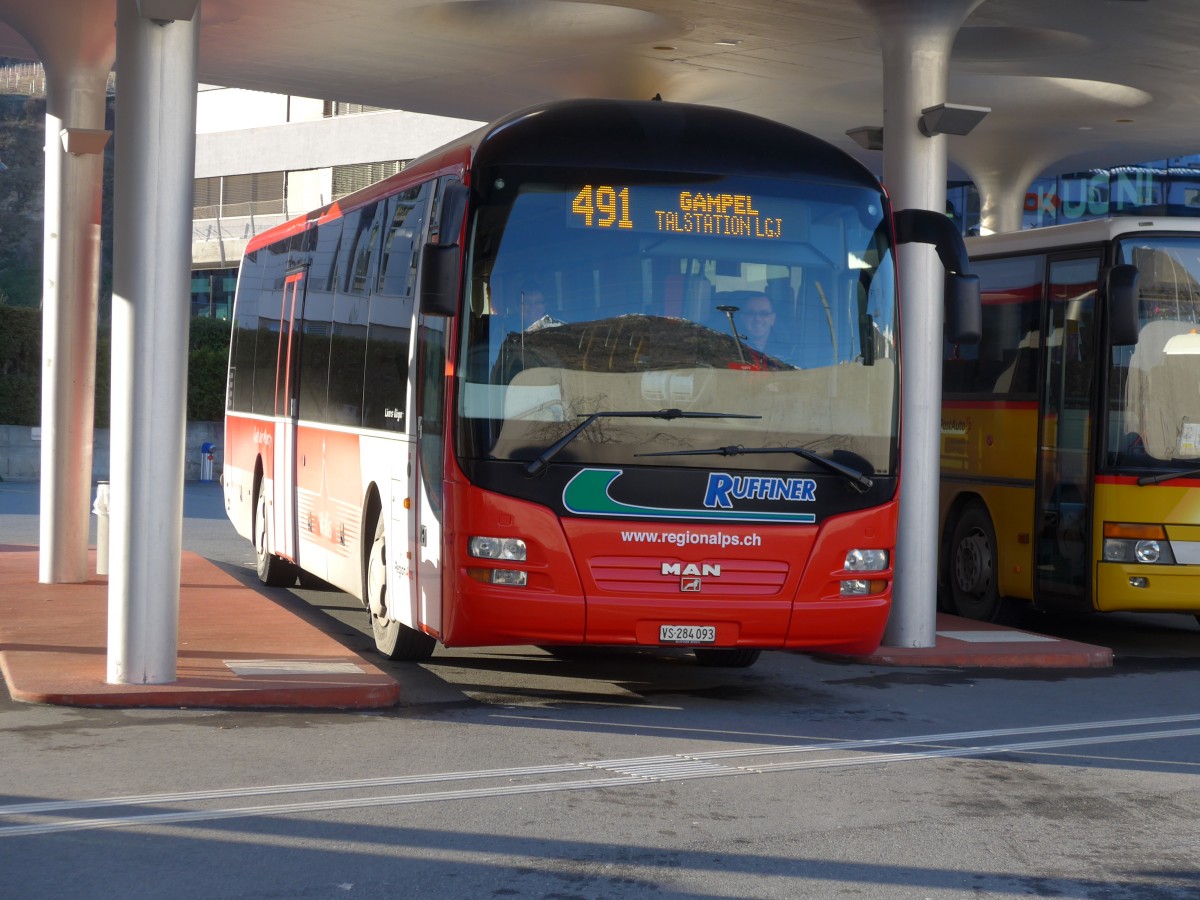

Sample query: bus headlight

[845,549,888,572]
[468,536,527,561]
[841,549,889,596]
[1102,524,1175,564]
[1134,540,1161,563]
[467,567,528,586]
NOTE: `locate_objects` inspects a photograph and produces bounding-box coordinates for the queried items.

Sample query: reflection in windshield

[1108,238,1200,470]
[456,171,899,475]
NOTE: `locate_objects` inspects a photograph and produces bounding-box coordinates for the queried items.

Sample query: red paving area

[0,546,400,709]
[0,544,1111,710]
[846,614,1112,668]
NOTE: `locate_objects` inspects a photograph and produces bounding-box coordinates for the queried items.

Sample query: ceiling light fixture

[846,126,884,151]
[918,103,991,137]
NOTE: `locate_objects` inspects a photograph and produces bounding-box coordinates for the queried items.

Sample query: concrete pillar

[973,175,1027,235]
[961,149,1072,236]
[0,2,116,584]
[855,0,984,648]
[107,0,199,684]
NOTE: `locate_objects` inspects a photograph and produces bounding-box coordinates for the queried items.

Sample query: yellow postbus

[940,218,1200,623]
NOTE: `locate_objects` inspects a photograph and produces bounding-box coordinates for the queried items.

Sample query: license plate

[660,624,716,644]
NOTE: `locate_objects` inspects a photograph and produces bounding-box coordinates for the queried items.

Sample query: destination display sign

[569,184,786,240]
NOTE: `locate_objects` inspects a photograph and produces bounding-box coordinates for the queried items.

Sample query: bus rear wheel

[693,648,762,668]
[366,515,436,661]
[255,479,297,587]
[948,503,1003,621]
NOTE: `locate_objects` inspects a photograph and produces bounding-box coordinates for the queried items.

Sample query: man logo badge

[660,562,718,593]
[661,562,721,577]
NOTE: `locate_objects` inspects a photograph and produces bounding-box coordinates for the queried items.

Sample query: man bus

[223,98,978,665]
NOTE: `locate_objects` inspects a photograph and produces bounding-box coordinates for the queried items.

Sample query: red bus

[223,99,978,666]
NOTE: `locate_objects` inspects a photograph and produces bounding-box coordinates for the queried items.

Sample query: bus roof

[246,98,881,255]
[470,98,880,187]
[967,217,1200,257]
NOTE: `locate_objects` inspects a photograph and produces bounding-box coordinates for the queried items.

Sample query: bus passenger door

[414,314,447,634]
[1034,254,1100,608]
[273,268,307,563]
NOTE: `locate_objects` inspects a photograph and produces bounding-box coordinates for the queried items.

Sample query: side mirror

[1107,264,1140,346]
[436,181,470,244]
[945,272,982,345]
[894,208,982,346]
[419,242,461,317]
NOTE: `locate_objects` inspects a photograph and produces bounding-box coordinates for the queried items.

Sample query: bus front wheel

[366,516,436,661]
[255,479,297,587]
[948,503,1002,621]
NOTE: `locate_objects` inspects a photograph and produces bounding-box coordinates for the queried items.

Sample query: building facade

[190,86,481,319]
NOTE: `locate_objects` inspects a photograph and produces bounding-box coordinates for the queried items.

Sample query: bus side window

[362,184,432,432]
[944,254,1044,399]
[297,225,340,423]
[377,184,429,298]
[328,213,369,427]
[251,240,290,416]
[343,201,382,295]
[229,250,262,413]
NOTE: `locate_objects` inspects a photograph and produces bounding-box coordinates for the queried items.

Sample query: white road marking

[2,712,1198,837]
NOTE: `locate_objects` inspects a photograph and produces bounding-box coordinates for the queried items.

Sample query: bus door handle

[420,525,428,547]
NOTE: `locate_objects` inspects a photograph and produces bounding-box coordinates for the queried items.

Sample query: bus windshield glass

[1108,235,1200,469]
[456,169,898,475]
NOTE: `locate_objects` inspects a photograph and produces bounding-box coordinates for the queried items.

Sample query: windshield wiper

[636,444,874,493]
[525,409,760,476]
[1136,467,1200,486]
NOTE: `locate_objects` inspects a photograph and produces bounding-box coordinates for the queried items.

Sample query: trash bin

[200,442,216,483]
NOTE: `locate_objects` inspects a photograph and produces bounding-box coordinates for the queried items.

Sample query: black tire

[947,502,1003,621]
[693,648,762,668]
[254,479,297,587]
[365,515,436,661]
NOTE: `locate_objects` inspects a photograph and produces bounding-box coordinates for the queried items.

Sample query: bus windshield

[1108,235,1200,469]
[456,169,898,476]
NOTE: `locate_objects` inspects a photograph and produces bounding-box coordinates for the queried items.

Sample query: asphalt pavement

[2,479,1199,900]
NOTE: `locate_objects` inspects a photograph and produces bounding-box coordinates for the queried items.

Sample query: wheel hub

[954,531,991,595]
[367,536,388,620]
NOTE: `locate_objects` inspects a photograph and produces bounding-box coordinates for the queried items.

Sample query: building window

[322,100,389,117]
[191,267,238,319]
[331,161,407,199]
[192,172,286,219]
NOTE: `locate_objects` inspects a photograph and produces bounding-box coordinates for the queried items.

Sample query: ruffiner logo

[704,473,816,508]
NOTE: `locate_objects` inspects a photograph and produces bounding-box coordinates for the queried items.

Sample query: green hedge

[0,306,231,427]
[187,317,233,422]
[0,306,41,425]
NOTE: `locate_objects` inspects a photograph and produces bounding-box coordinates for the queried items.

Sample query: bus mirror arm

[894,208,981,345]
[1106,264,1141,347]
[419,242,461,317]
[894,208,968,272]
